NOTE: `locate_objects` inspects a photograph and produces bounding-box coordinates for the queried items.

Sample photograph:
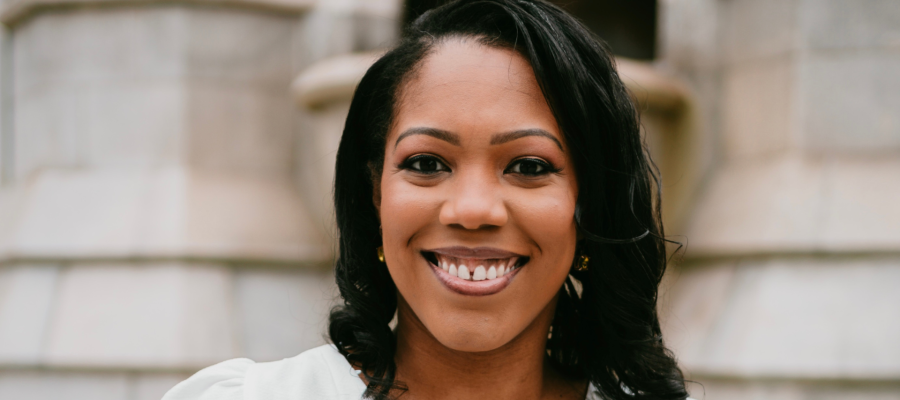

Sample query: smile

[422,247,529,296]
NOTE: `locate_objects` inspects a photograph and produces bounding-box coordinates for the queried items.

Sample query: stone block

[186,83,294,178]
[234,267,338,361]
[0,370,129,400]
[687,379,900,400]
[670,257,900,379]
[1,168,329,262]
[11,5,303,178]
[800,52,900,152]
[800,0,900,50]
[294,102,350,241]
[0,264,59,363]
[659,260,738,367]
[657,0,720,70]
[184,171,329,262]
[685,156,826,255]
[133,373,190,400]
[14,81,186,177]
[43,262,237,369]
[352,12,399,51]
[184,7,295,87]
[7,169,185,258]
[719,0,799,64]
[13,7,187,95]
[819,157,900,252]
[722,57,796,161]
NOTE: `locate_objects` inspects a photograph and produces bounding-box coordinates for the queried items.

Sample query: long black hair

[328,1,688,399]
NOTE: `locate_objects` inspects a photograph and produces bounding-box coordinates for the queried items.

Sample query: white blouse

[163,344,640,400]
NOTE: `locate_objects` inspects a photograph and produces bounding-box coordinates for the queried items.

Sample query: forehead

[392,38,560,143]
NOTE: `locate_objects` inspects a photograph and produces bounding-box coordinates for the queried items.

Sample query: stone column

[0,0,399,399]
[659,0,900,398]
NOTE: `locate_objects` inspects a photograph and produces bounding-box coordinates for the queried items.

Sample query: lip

[423,247,525,296]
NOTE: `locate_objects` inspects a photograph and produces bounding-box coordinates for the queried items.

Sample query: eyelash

[505,158,560,176]
[399,155,560,177]
[399,154,450,175]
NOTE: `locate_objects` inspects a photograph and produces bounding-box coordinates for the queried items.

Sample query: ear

[369,161,382,215]
[372,181,382,214]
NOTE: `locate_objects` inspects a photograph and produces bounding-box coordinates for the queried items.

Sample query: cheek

[377,178,440,285]
[380,179,440,238]
[509,186,578,256]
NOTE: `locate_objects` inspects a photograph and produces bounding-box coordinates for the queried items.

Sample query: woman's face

[377,39,579,352]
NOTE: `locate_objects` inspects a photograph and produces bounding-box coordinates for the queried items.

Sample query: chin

[437,332,508,353]
[427,317,515,353]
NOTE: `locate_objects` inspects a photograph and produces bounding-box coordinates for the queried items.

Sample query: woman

[164,0,689,399]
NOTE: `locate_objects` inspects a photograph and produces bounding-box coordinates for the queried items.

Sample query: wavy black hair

[328,1,688,399]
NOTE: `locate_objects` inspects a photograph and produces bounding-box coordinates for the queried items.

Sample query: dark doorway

[402,0,657,60]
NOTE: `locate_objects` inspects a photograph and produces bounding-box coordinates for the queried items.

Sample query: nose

[438,173,509,230]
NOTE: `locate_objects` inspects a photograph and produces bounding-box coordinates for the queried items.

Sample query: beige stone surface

[719,0,799,65]
[133,373,191,400]
[800,52,900,152]
[799,0,900,50]
[0,264,59,363]
[43,262,236,369]
[722,57,796,161]
[657,0,720,71]
[665,257,900,379]
[685,156,826,256]
[686,155,900,255]
[292,51,383,108]
[186,82,295,177]
[0,370,190,400]
[686,379,900,400]
[0,0,315,24]
[0,0,401,394]
[819,157,900,251]
[294,102,350,240]
[13,6,301,179]
[0,370,130,400]
[235,268,337,361]
[660,0,900,395]
[0,168,329,263]
[659,260,738,368]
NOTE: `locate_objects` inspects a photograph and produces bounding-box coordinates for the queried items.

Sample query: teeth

[473,266,486,281]
[433,254,523,281]
[458,265,470,280]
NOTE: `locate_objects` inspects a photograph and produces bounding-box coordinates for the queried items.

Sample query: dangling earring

[377,246,385,263]
[574,255,589,272]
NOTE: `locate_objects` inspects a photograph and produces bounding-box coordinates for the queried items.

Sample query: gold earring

[377,246,385,263]
[575,255,589,272]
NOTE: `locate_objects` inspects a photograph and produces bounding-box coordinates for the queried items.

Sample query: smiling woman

[163,1,689,400]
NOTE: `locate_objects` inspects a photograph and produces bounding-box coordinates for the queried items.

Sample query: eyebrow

[395,127,461,148]
[490,129,563,151]
[394,127,563,151]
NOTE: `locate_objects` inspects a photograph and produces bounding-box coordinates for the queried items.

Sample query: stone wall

[0,0,400,399]
[658,0,900,398]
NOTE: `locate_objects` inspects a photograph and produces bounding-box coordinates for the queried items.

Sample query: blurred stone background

[0,0,897,399]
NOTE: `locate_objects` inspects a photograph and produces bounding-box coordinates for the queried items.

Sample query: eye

[506,158,556,176]
[401,154,450,174]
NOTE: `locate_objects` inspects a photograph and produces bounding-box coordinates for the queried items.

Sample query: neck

[392,295,581,400]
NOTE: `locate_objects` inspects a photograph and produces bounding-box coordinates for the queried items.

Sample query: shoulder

[163,344,367,400]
